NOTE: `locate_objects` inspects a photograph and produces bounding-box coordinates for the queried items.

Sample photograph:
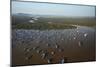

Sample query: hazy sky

[12,1,95,17]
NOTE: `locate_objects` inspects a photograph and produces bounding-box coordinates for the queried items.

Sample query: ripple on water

[12,26,95,64]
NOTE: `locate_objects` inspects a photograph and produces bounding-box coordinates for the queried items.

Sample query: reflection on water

[12,26,96,66]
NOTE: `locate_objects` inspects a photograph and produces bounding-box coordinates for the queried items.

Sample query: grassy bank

[13,22,77,30]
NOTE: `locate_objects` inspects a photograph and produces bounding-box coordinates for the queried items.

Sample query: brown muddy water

[11,26,96,66]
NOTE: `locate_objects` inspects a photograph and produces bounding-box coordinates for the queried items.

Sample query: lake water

[12,26,96,66]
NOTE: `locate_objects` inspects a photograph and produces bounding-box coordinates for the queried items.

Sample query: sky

[12,1,96,17]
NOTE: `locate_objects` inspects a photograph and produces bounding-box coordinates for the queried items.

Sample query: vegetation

[13,22,77,30]
[12,14,96,30]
